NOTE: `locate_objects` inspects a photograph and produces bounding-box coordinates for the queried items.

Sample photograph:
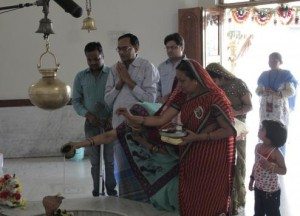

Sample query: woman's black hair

[207,70,223,79]
[176,60,197,80]
[262,120,287,147]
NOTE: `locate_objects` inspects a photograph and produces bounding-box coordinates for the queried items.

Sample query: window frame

[218,0,299,8]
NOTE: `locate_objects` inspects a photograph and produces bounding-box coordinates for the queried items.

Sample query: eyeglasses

[116,46,132,52]
[165,45,179,50]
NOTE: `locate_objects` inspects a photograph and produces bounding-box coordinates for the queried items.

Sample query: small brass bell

[82,0,96,33]
[36,18,55,35]
[29,42,71,110]
[82,16,97,32]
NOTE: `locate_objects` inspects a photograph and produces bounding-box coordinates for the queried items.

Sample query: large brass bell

[28,42,71,110]
[81,16,97,32]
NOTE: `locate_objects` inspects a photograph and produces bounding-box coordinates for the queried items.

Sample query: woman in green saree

[62,102,180,212]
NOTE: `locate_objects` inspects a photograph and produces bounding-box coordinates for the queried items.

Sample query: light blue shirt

[105,56,160,128]
[72,66,112,119]
[157,56,187,98]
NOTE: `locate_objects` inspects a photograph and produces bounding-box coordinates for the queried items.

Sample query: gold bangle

[270,163,276,173]
[87,138,95,146]
[150,145,159,153]
[87,138,92,146]
[128,123,141,131]
[207,132,211,140]
[91,137,95,146]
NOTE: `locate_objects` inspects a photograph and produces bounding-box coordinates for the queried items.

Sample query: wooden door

[178,7,224,67]
[203,7,224,66]
[178,7,203,65]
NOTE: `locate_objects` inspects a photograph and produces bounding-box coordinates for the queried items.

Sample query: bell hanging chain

[37,38,60,70]
[85,0,92,16]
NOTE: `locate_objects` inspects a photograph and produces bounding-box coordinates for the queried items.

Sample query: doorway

[221,4,300,215]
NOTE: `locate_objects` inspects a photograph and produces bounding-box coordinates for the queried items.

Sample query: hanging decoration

[82,0,97,32]
[295,13,299,24]
[28,39,71,110]
[294,7,300,24]
[207,14,219,26]
[227,31,253,72]
[229,4,300,26]
[28,0,71,110]
[231,8,251,23]
[277,4,294,25]
[253,8,273,25]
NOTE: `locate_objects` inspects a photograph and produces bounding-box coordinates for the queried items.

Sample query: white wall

[0,0,213,99]
[0,0,214,157]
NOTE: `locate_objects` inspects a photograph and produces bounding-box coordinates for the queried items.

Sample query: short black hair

[164,33,184,47]
[269,52,283,64]
[262,120,287,147]
[84,42,103,56]
[118,33,139,46]
[176,59,197,80]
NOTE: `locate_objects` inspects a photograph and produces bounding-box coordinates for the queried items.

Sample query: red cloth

[167,59,236,215]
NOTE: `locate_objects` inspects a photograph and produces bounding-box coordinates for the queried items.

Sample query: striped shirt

[72,66,112,119]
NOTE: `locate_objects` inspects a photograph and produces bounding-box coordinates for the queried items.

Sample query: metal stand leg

[99,144,105,195]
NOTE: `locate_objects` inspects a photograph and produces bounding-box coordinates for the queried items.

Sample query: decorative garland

[229,4,300,25]
[231,8,251,23]
[253,8,273,25]
[277,4,294,25]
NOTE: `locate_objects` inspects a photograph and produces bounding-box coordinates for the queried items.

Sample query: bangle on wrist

[269,163,276,173]
[207,132,211,140]
[91,137,95,146]
[140,117,146,126]
[150,145,159,153]
[87,138,95,146]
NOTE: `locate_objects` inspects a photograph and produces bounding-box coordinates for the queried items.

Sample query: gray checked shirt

[105,56,160,128]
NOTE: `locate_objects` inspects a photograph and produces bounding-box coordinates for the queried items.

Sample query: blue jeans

[85,121,117,196]
[254,188,281,216]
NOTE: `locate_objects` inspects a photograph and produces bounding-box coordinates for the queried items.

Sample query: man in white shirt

[157,33,186,103]
[105,33,159,200]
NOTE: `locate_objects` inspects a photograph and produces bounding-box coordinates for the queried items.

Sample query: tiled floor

[3,150,299,215]
[2,110,300,215]
[1,158,177,216]
[2,157,93,201]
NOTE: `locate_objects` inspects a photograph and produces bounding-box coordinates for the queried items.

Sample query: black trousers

[254,187,281,216]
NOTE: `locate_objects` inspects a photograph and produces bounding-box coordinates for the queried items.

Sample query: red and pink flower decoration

[0,174,25,207]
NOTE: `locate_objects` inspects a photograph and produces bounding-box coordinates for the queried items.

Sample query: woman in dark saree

[62,59,236,215]
[206,62,252,214]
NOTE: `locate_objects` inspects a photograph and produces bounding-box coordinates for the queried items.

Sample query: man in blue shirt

[157,33,186,103]
[72,42,117,196]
